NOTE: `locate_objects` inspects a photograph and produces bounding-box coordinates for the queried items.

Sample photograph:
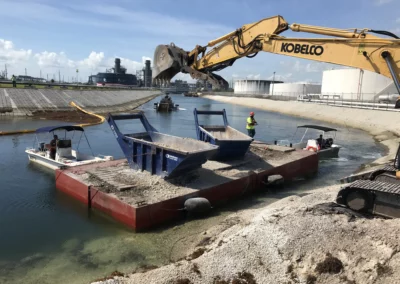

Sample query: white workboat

[25,125,113,170]
[277,125,341,159]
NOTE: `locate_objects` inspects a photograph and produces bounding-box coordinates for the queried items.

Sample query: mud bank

[91,97,400,284]
[31,110,101,123]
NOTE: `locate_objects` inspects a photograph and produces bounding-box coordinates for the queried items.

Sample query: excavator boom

[152,15,400,91]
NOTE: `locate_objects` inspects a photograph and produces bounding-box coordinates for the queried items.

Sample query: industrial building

[234,79,283,95]
[88,58,137,86]
[269,82,321,97]
[321,69,397,100]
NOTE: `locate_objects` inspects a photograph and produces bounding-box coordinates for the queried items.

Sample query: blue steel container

[193,108,253,161]
[107,112,219,179]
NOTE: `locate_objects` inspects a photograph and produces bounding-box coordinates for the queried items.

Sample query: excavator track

[336,179,400,218]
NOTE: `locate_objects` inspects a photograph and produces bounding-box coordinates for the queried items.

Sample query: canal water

[0,95,383,284]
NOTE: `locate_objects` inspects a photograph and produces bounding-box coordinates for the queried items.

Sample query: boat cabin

[26,125,113,170]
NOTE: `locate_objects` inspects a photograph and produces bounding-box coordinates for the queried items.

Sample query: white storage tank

[321,69,396,100]
[269,83,321,97]
[234,79,281,95]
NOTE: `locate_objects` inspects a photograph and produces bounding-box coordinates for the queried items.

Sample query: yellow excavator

[153,15,400,92]
[152,15,400,218]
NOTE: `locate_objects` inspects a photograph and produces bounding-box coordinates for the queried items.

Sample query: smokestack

[115,58,121,74]
[144,60,152,87]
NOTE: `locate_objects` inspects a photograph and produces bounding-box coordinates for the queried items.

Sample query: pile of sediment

[94,185,400,284]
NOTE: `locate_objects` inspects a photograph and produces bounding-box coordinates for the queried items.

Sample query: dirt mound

[32,110,100,123]
[101,185,400,284]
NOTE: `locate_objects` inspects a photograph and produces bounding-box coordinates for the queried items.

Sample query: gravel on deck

[70,147,305,206]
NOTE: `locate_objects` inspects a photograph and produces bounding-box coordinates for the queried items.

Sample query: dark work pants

[12,81,16,87]
[247,129,255,138]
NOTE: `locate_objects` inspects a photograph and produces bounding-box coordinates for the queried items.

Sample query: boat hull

[292,142,341,159]
[27,152,66,170]
[26,149,113,171]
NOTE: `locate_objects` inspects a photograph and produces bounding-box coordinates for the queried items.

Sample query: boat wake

[361,154,381,159]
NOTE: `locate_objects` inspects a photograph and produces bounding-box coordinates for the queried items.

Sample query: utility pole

[271,71,275,96]
[58,70,61,83]
[47,74,48,81]
[40,70,42,79]
[25,68,27,76]
[4,64,7,79]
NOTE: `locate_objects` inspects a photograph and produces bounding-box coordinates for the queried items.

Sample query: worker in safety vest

[11,75,16,88]
[246,112,258,138]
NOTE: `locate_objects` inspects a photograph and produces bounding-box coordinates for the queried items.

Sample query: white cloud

[78,52,106,70]
[35,51,75,68]
[267,73,293,82]
[0,39,32,63]
[0,38,151,81]
[375,0,392,5]
[289,60,335,73]
[245,74,261,79]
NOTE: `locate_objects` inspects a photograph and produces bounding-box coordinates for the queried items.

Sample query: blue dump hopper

[107,112,219,179]
[194,108,253,161]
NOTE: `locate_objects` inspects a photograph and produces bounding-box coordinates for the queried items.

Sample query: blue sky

[0,0,398,83]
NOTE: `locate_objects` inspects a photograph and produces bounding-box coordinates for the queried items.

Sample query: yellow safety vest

[246,117,255,130]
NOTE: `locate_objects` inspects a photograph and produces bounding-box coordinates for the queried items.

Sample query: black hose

[246,52,258,58]
[370,29,399,39]
[233,30,263,57]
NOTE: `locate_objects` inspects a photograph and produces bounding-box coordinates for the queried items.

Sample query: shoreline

[205,95,400,166]
[91,97,400,284]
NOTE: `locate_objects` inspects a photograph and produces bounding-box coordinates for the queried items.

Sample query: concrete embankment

[0,88,159,116]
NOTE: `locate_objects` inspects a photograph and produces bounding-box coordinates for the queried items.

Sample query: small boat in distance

[276,125,341,159]
[154,94,179,112]
[25,125,113,170]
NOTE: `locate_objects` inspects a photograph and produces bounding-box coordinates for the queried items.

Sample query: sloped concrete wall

[0,89,159,116]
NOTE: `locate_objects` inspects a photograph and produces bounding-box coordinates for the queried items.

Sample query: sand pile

[93,185,400,284]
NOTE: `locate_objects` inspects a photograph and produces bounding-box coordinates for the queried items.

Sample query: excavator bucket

[152,44,187,85]
[152,43,229,90]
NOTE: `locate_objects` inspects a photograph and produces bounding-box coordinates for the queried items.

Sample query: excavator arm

[152,15,400,91]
